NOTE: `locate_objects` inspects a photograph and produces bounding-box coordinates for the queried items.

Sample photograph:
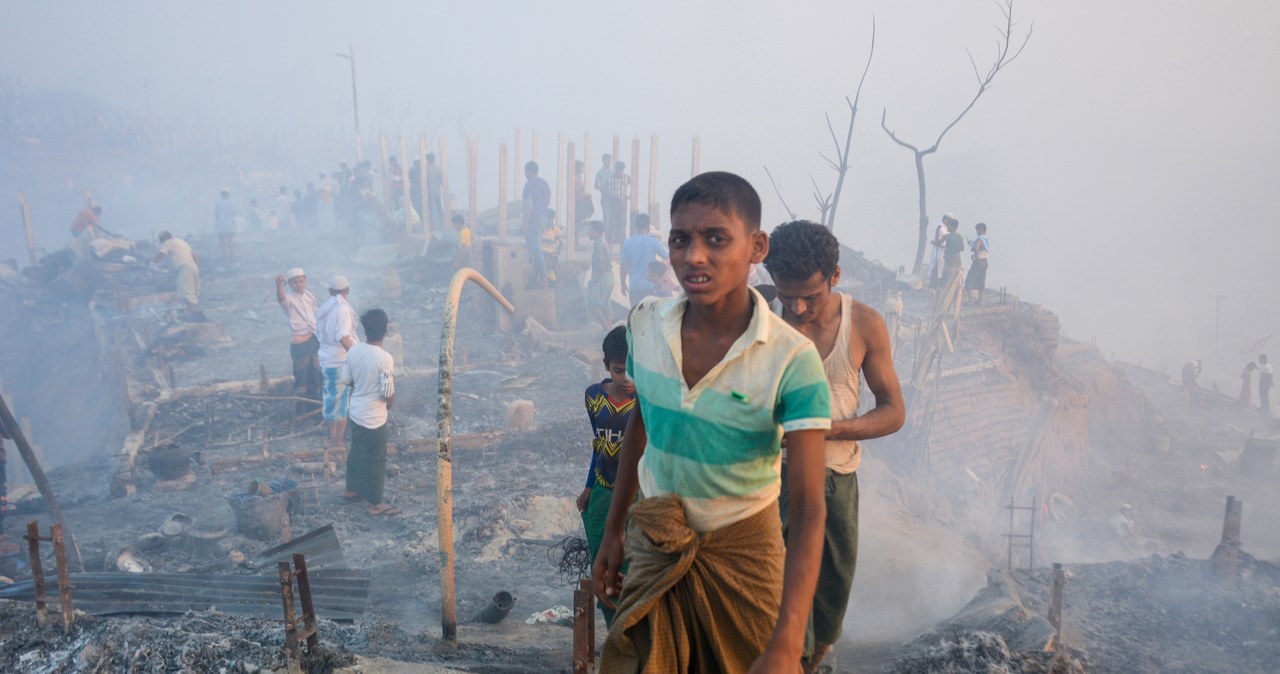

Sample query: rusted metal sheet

[255,524,346,570]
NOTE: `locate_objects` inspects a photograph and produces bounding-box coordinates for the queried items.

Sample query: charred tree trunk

[913,151,928,273]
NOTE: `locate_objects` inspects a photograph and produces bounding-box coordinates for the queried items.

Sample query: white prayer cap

[329,275,350,291]
[285,268,305,280]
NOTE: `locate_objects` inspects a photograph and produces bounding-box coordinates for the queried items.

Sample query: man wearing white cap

[317,274,357,448]
[276,268,320,413]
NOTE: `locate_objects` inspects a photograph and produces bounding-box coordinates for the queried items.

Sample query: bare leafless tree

[881,0,1031,273]
[762,165,797,221]
[819,18,876,229]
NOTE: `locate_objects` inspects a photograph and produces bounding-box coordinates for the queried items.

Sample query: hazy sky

[4,0,1278,379]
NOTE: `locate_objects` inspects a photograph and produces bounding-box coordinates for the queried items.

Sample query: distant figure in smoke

[213,189,237,260]
[451,213,473,270]
[940,217,966,286]
[317,275,358,449]
[604,161,631,245]
[1259,354,1273,416]
[522,161,552,288]
[619,213,668,307]
[927,212,954,287]
[68,205,105,261]
[153,231,201,314]
[594,153,613,233]
[341,308,398,516]
[1240,362,1257,408]
[966,222,991,303]
[1182,359,1202,405]
[577,326,635,627]
[765,219,906,674]
[276,268,321,415]
[574,160,594,238]
[274,186,295,231]
[317,172,336,232]
[584,220,615,329]
[425,153,445,229]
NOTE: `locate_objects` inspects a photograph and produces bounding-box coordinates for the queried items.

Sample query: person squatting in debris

[152,231,201,314]
[276,268,321,414]
[593,172,832,674]
[619,213,670,307]
[68,205,104,261]
[585,220,616,329]
[341,309,398,516]
[522,161,553,288]
[764,220,907,674]
[317,275,357,449]
[966,222,991,304]
[578,325,636,627]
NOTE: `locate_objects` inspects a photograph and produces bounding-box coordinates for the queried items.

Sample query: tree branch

[880,108,920,153]
[763,165,797,221]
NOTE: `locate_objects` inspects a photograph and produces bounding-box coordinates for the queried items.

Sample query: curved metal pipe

[435,267,515,643]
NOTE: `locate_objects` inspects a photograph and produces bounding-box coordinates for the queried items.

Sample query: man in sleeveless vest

[764,220,906,674]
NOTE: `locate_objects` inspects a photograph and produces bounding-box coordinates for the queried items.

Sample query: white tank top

[824,294,862,474]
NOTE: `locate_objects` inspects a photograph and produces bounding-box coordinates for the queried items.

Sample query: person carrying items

[153,231,201,316]
[594,171,832,674]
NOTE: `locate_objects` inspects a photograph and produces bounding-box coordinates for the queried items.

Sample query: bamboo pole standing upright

[630,136,641,221]
[468,139,478,230]
[583,132,593,206]
[649,135,660,232]
[399,136,413,235]
[18,192,36,266]
[378,134,391,205]
[691,136,701,177]
[513,129,522,196]
[419,135,430,233]
[531,129,540,169]
[612,134,621,167]
[565,140,576,253]
[555,132,565,221]
[438,138,454,224]
[498,143,509,239]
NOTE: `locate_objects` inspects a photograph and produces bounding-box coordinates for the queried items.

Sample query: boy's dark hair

[764,220,839,283]
[451,213,465,226]
[525,161,539,175]
[589,220,604,234]
[670,171,761,231]
[92,206,103,215]
[633,213,650,232]
[602,325,628,365]
[361,309,389,342]
[426,152,436,162]
[975,222,987,232]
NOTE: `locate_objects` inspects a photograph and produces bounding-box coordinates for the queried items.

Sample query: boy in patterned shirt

[594,172,832,674]
[577,325,635,627]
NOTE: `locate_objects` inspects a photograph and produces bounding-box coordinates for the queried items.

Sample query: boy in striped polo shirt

[594,172,832,674]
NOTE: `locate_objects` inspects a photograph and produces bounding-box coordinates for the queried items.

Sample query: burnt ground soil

[3,229,1280,672]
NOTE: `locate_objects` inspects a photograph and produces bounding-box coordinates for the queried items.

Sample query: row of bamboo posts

[367,131,703,254]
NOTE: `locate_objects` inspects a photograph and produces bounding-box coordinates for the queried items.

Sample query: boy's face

[774,269,840,326]
[288,276,307,293]
[668,203,765,306]
[604,359,634,395]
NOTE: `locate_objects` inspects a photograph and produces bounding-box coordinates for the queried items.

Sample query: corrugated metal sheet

[254,524,346,570]
[0,569,369,622]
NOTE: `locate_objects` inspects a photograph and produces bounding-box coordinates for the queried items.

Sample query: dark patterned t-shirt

[584,380,635,489]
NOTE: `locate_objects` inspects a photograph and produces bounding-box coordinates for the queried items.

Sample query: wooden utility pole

[419,135,430,233]
[691,136,701,177]
[468,139,478,230]
[648,135,660,232]
[566,140,577,252]
[583,132,593,207]
[18,192,36,266]
[531,129,540,169]
[399,136,413,235]
[0,394,82,569]
[612,134,620,167]
[555,132,565,220]
[514,129,522,195]
[630,136,641,222]
[438,138,454,224]
[498,143,509,239]
[336,35,362,161]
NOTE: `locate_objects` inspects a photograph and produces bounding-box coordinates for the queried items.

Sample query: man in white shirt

[317,275,357,449]
[276,267,320,414]
[152,231,200,313]
[340,309,397,516]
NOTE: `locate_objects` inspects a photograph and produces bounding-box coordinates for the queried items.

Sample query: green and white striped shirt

[627,288,831,532]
